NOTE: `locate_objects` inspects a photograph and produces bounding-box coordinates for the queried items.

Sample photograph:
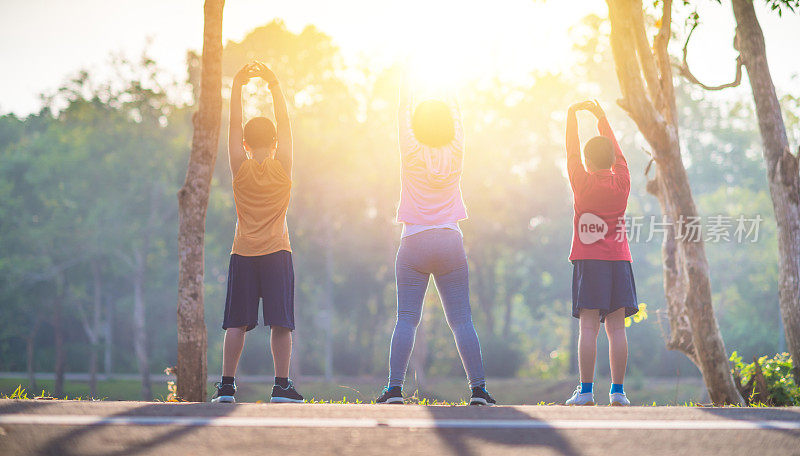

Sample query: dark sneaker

[470,385,496,406]
[270,379,305,403]
[375,386,404,404]
[211,382,236,403]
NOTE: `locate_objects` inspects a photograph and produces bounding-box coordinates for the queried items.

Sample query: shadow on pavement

[698,406,800,438]
[35,402,237,456]
[425,405,580,456]
[0,399,57,415]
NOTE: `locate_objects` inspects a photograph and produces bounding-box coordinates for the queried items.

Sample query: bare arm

[228,64,254,178]
[255,62,292,178]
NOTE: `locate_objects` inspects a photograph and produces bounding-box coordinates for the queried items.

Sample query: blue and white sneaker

[270,379,305,403]
[565,386,595,406]
[609,392,630,406]
[211,382,236,403]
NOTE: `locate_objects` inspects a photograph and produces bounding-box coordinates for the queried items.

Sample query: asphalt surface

[1,400,799,455]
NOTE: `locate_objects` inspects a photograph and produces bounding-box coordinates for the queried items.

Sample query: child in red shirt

[564,100,638,406]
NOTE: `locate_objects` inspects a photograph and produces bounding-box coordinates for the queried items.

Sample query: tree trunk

[501,282,515,338]
[322,227,335,381]
[104,295,113,378]
[53,273,66,398]
[88,260,103,397]
[731,0,800,382]
[655,208,696,364]
[605,0,743,404]
[25,318,40,392]
[133,249,151,400]
[176,0,224,402]
[473,251,497,334]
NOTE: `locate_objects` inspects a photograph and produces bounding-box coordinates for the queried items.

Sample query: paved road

[1,400,799,455]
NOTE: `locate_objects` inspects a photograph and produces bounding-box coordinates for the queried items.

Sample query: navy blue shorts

[223,250,295,331]
[572,259,638,322]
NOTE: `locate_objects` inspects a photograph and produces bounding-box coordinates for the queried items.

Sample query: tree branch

[631,0,664,110]
[677,21,744,91]
[654,0,677,124]
[606,0,673,153]
[75,298,97,343]
[114,249,136,270]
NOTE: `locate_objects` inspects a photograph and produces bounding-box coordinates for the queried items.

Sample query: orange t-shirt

[230,158,292,256]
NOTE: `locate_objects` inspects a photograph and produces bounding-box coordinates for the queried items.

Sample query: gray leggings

[388,228,486,388]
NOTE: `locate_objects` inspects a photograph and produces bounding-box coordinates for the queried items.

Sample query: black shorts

[223,250,295,331]
[572,259,638,322]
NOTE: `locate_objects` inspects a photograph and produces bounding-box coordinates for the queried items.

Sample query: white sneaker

[609,392,630,406]
[565,386,595,406]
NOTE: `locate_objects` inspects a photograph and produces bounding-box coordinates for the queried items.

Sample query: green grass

[0,375,709,405]
[0,378,169,401]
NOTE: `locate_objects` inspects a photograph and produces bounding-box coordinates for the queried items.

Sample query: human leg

[222,326,247,377]
[433,247,485,389]
[270,325,292,379]
[605,307,628,385]
[388,244,429,388]
[578,308,602,384]
[215,255,261,403]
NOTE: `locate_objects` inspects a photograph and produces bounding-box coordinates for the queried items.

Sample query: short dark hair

[243,117,277,149]
[412,100,455,148]
[583,136,615,170]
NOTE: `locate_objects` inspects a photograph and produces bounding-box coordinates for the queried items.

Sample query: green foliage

[763,0,800,16]
[730,351,800,406]
[709,0,799,16]
[0,17,792,398]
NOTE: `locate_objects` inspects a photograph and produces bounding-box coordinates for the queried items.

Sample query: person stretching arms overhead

[375,72,495,406]
[564,100,639,407]
[211,62,304,404]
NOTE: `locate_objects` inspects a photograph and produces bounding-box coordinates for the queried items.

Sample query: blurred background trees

[0,12,795,402]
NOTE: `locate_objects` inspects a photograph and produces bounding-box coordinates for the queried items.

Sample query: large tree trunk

[655,208,696,364]
[133,249,151,400]
[176,0,224,402]
[731,0,800,382]
[605,0,743,404]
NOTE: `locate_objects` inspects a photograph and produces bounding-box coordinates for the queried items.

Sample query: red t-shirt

[566,116,632,262]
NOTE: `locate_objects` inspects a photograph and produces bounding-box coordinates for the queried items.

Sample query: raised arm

[228,64,254,178]
[444,91,464,147]
[566,102,591,191]
[398,71,416,154]
[590,100,630,192]
[255,62,292,178]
